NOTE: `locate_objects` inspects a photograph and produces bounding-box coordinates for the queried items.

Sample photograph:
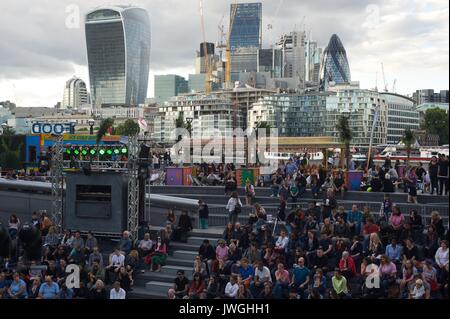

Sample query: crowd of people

[0,210,144,299]
[164,155,449,300]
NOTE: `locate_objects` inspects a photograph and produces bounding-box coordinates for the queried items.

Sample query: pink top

[275,269,290,283]
[389,214,404,229]
[216,245,229,260]
[380,262,397,276]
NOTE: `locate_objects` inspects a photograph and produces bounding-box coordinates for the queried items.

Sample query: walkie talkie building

[85,6,151,107]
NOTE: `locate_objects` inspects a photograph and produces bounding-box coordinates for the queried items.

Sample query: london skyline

[0,0,448,107]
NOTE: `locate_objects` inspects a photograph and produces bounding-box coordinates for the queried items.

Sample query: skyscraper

[85,6,151,107]
[154,75,188,104]
[62,76,89,109]
[229,3,262,82]
[320,34,351,91]
[230,3,262,50]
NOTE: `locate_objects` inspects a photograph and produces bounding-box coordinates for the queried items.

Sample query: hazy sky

[0,0,448,106]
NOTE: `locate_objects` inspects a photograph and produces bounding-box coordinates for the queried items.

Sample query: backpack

[234,201,241,214]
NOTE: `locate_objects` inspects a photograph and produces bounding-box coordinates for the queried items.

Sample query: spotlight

[90,149,96,155]
[74,149,80,156]
[99,149,105,155]
[106,149,113,155]
[66,149,72,155]
[81,149,88,156]
[114,149,120,155]
[121,148,128,154]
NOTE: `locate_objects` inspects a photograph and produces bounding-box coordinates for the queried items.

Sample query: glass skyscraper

[321,34,351,91]
[85,6,151,107]
[230,3,262,50]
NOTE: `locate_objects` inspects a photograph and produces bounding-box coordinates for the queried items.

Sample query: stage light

[106,149,113,155]
[81,149,88,156]
[90,149,96,155]
[66,149,72,155]
[74,149,80,156]
[121,148,127,154]
[99,149,106,155]
[114,149,120,155]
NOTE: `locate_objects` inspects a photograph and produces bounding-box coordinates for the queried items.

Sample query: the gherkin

[321,34,351,91]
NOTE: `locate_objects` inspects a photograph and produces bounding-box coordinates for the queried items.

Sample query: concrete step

[161,265,193,277]
[145,281,172,295]
[126,286,166,299]
[187,236,220,246]
[173,250,198,260]
[189,228,224,238]
[166,256,195,268]
[138,271,191,284]
[169,242,200,251]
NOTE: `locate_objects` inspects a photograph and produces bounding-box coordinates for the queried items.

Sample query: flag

[138,117,148,131]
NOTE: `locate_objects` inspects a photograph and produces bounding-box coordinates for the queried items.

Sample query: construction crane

[392,79,397,93]
[381,62,388,92]
[199,0,212,93]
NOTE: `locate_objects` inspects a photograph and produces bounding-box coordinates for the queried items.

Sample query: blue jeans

[273,281,289,299]
[271,185,280,197]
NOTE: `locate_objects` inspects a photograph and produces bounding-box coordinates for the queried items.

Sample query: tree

[336,116,353,170]
[174,112,186,142]
[0,138,22,169]
[96,118,114,144]
[1,127,15,136]
[421,108,449,145]
[115,119,140,136]
[402,128,415,164]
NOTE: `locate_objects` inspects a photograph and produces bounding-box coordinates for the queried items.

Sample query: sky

[0,0,448,107]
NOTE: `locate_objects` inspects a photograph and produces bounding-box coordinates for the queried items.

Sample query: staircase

[128,227,223,299]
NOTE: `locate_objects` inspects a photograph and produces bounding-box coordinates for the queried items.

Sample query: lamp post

[88,119,95,135]
[185,117,193,135]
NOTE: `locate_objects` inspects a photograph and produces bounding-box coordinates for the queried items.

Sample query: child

[410,279,426,299]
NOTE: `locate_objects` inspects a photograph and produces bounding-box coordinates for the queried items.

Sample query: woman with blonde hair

[367,232,383,258]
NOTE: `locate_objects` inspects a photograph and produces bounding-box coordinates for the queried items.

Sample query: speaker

[18,223,42,261]
[0,224,11,258]
[139,144,151,160]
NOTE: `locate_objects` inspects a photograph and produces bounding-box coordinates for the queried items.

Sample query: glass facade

[321,34,351,91]
[85,6,151,107]
[248,93,331,136]
[230,3,262,50]
[154,75,188,104]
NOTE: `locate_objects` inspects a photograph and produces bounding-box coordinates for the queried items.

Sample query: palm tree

[402,128,415,164]
[336,116,353,169]
[96,118,114,144]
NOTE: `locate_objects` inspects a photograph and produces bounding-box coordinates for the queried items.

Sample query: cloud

[0,0,448,106]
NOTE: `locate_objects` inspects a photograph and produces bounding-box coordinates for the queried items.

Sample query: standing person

[226,191,242,225]
[198,200,209,230]
[416,162,426,193]
[429,156,439,195]
[435,240,449,284]
[405,167,418,204]
[40,212,53,236]
[438,154,449,196]
[8,214,20,239]
[245,179,255,206]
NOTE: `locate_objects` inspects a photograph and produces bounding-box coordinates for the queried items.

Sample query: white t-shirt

[111,254,125,267]
[276,236,289,250]
[224,282,239,298]
[139,239,153,251]
[255,266,272,283]
[435,247,449,267]
[110,288,126,299]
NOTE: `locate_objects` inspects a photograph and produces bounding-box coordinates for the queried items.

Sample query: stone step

[169,242,201,251]
[187,236,220,246]
[166,256,195,268]
[173,250,198,260]
[145,281,172,295]
[126,286,166,299]
[161,265,193,277]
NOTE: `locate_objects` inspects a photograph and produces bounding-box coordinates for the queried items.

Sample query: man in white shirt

[275,230,289,253]
[138,233,154,255]
[224,275,239,299]
[106,248,125,283]
[250,260,272,297]
[110,281,126,299]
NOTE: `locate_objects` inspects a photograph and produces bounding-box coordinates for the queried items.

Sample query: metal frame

[127,135,140,239]
[50,134,64,232]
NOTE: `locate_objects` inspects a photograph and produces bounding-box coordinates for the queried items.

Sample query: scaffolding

[127,135,140,239]
[50,134,64,233]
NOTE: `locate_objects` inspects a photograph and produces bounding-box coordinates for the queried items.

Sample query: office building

[248,92,332,136]
[321,34,351,91]
[413,89,449,104]
[381,92,420,145]
[154,75,188,105]
[230,2,262,50]
[325,84,387,151]
[62,77,90,109]
[85,6,151,107]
